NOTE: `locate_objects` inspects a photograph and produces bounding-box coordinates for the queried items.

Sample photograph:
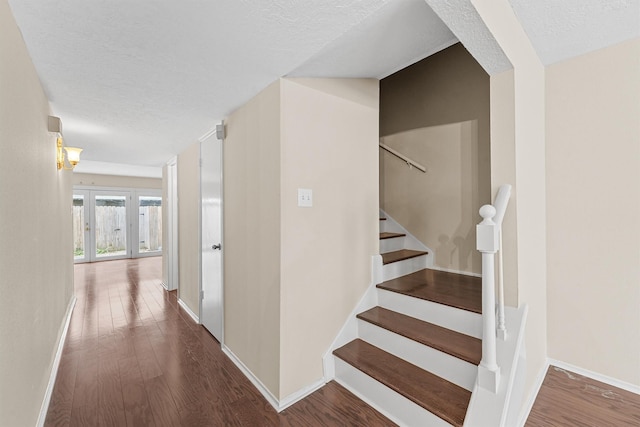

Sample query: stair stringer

[322,254,383,382]
[463,304,529,427]
[380,209,434,255]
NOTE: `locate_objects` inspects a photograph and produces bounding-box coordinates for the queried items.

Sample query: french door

[73,188,162,263]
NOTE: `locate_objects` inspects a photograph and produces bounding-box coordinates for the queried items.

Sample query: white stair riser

[334,358,453,427]
[380,237,406,253]
[382,255,429,281]
[378,289,483,339]
[357,320,477,391]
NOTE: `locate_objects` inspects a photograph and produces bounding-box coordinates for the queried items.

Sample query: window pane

[139,196,162,253]
[95,195,127,257]
[73,195,84,260]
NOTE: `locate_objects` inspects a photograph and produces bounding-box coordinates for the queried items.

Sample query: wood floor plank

[280,381,397,427]
[45,257,395,427]
[526,366,640,426]
[97,354,126,427]
[121,380,155,427]
[378,267,482,313]
[145,375,182,427]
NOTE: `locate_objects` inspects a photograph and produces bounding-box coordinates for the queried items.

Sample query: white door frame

[132,189,163,259]
[164,158,179,291]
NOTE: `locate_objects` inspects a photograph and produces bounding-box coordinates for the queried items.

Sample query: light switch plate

[298,188,312,207]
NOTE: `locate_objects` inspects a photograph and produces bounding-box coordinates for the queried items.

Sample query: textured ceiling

[7,0,639,177]
[509,0,640,65]
[425,0,512,75]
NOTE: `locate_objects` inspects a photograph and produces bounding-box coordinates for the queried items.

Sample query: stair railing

[379,143,427,173]
[476,184,511,393]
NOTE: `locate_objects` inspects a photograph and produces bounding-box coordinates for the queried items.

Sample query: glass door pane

[72,194,86,261]
[94,193,129,259]
[138,195,162,255]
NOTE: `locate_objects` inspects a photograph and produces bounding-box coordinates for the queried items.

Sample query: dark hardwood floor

[526,365,640,426]
[45,257,395,426]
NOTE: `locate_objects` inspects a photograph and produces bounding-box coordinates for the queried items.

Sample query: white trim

[37,296,77,427]
[517,360,549,427]
[547,359,640,395]
[222,345,327,413]
[322,255,381,381]
[178,298,200,324]
[501,304,529,427]
[222,345,279,410]
[198,127,218,143]
[278,379,326,411]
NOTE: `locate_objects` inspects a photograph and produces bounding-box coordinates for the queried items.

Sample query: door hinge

[200,290,204,300]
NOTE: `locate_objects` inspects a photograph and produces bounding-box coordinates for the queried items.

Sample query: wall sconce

[56,137,82,170]
[49,115,82,170]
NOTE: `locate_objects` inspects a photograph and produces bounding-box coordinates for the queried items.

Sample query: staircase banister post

[476,204,501,393]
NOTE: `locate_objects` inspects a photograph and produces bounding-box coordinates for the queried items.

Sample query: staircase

[332,216,483,426]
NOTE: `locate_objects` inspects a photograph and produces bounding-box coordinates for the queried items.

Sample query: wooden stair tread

[379,232,405,240]
[378,268,482,314]
[381,249,428,265]
[334,339,471,427]
[357,307,481,365]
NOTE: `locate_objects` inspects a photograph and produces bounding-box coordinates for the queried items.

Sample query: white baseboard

[547,359,640,395]
[222,344,325,412]
[178,298,199,324]
[279,378,326,411]
[37,296,77,427]
[222,345,280,410]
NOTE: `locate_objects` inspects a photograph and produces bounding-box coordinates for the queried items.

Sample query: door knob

[212,243,221,250]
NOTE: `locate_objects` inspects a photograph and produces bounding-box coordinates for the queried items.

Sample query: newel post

[476,205,501,393]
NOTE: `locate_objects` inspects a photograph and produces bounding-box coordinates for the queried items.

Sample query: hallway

[44,258,394,426]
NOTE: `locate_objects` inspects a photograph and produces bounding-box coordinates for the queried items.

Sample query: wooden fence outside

[72,205,162,255]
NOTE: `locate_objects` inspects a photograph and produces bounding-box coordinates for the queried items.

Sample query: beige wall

[279,78,379,398]
[489,69,519,306]
[224,81,282,397]
[546,38,640,386]
[178,143,201,317]
[380,122,481,273]
[472,0,548,418]
[73,172,161,189]
[224,78,379,401]
[379,43,491,274]
[0,1,74,424]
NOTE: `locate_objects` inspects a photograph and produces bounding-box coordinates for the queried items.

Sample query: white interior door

[200,140,223,342]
